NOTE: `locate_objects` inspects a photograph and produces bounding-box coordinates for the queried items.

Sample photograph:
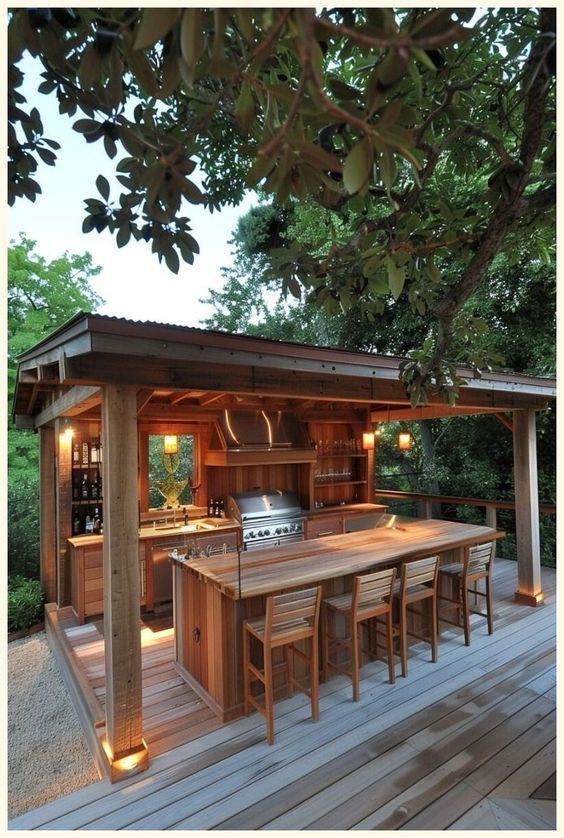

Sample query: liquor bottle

[93,508,101,533]
[98,439,103,463]
[90,475,98,500]
[72,511,81,535]
[72,476,80,501]
[72,441,80,465]
[208,497,214,517]
[91,439,99,463]
[213,499,220,517]
[81,441,89,465]
[85,514,94,533]
[219,499,225,518]
[96,468,102,499]
[81,473,89,500]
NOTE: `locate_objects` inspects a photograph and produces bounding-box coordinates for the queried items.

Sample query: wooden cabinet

[70,539,146,623]
[304,515,344,539]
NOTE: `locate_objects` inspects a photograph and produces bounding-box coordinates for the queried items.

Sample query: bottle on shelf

[91,439,99,463]
[90,475,98,500]
[80,473,89,500]
[72,441,80,465]
[72,476,80,501]
[85,514,94,533]
[213,498,220,517]
[72,511,81,535]
[208,497,214,517]
[96,467,102,499]
[93,508,101,533]
[81,441,89,465]
[219,499,225,518]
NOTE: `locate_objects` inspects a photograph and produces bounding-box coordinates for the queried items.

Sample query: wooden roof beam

[495,412,514,432]
[136,389,154,414]
[33,385,101,428]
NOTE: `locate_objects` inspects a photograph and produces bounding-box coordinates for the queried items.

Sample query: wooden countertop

[68,518,240,548]
[176,518,504,600]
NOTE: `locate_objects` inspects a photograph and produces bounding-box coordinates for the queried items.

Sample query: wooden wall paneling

[101,384,146,765]
[39,426,58,603]
[138,431,149,512]
[513,410,543,605]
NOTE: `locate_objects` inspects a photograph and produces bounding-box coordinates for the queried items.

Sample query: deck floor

[9,558,556,830]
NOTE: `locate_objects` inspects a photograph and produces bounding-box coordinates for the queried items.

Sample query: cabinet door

[305,515,344,539]
[84,546,104,617]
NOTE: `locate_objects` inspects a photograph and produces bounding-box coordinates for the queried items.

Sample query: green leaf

[96,174,110,202]
[293,141,342,173]
[78,43,101,90]
[134,8,178,50]
[287,276,302,299]
[180,8,204,71]
[385,255,406,299]
[116,224,130,248]
[343,137,373,195]
[234,81,255,135]
[379,147,397,193]
[164,247,180,274]
[328,77,359,101]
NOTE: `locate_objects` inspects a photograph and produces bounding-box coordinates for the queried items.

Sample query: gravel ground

[8,631,100,820]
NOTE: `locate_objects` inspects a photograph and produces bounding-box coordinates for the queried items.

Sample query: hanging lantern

[163,435,178,454]
[362,431,375,450]
[397,432,413,450]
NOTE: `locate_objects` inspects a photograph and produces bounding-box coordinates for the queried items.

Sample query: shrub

[8,576,44,632]
[8,474,40,578]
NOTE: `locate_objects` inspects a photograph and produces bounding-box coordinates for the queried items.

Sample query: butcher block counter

[171,518,504,720]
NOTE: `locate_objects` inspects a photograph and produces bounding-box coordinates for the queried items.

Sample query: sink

[180,522,216,532]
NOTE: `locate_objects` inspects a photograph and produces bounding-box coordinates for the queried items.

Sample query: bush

[8,576,44,632]
[8,474,40,578]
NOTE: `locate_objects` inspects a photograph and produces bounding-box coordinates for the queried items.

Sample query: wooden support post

[101,385,148,779]
[513,410,543,606]
[55,419,73,606]
[39,426,57,604]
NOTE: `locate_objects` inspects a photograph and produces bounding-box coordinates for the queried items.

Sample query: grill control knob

[275,527,281,535]
[283,526,289,533]
[265,529,270,536]
[248,531,256,538]
[258,530,264,537]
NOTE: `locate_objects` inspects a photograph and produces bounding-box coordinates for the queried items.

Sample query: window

[148,434,195,508]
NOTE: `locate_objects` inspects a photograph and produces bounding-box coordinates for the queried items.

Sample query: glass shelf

[315,480,367,487]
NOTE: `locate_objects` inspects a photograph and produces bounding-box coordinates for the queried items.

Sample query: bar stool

[242,586,321,745]
[437,541,495,645]
[321,567,396,701]
[392,555,439,677]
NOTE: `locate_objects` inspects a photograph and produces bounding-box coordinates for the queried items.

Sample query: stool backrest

[466,541,494,576]
[352,567,396,614]
[400,555,439,596]
[265,586,321,637]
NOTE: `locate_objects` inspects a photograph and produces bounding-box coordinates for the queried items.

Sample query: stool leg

[321,605,329,683]
[462,584,471,646]
[243,625,251,715]
[400,601,408,677]
[351,617,360,701]
[310,634,319,721]
[386,608,395,684]
[264,643,274,745]
[486,576,494,635]
[430,594,438,663]
[285,644,294,697]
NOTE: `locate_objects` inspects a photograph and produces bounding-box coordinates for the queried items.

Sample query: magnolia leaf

[379,147,397,193]
[78,43,101,90]
[96,174,110,201]
[116,224,130,248]
[245,154,275,186]
[234,81,255,134]
[293,141,342,172]
[386,255,406,299]
[180,8,204,71]
[134,8,178,50]
[287,276,302,299]
[343,137,373,195]
[164,247,180,274]
[362,255,381,279]
[328,77,359,101]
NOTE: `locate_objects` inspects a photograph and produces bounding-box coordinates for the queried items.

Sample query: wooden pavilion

[11,312,555,783]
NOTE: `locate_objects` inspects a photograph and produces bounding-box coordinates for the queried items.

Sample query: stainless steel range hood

[206,410,317,465]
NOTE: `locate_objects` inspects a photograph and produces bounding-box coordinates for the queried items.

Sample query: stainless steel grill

[226,490,305,551]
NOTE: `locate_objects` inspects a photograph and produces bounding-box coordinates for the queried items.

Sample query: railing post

[513,409,543,606]
[485,504,497,557]
[423,499,433,519]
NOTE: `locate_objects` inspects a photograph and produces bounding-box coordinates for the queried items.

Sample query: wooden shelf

[205,448,317,466]
[72,499,103,506]
[316,454,366,460]
[314,480,367,487]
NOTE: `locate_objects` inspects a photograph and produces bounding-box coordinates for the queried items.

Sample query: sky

[8,55,256,327]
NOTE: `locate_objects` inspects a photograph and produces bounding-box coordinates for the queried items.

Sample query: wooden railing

[374,489,556,531]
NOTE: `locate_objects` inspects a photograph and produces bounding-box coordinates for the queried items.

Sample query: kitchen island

[171,518,504,720]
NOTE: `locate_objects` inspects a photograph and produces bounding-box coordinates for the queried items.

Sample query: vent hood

[206,410,317,465]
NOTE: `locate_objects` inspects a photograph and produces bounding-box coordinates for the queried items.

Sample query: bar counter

[172,518,504,720]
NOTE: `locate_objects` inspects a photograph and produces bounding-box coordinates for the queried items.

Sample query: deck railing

[374,489,556,532]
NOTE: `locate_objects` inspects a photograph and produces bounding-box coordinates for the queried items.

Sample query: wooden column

[513,409,543,606]
[55,419,73,606]
[101,385,148,778]
[39,426,57,604]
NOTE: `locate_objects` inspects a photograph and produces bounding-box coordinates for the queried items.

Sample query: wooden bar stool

[437,541,495,645]
[242,586,321,745]
[321,567,396,701]
[392,555,439,678]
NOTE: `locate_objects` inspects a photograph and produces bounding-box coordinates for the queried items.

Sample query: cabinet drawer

[305,515,344,539]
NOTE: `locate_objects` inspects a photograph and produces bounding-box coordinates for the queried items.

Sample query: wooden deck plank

[8,559,555,832]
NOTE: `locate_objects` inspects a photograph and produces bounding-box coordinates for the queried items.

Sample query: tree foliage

[8,7,555,400]
[8,236,103,578]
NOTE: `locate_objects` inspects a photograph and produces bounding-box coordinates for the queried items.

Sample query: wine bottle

[72,441,80,464]
[208,497,214,517]
[81,441,89,465]
[90,476,98,499]
[93,508,101,533]
[81,473,89,500]
[72,512,81,535]
[91,439,99,463]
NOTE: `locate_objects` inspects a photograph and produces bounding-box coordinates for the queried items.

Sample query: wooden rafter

[34,386,101,428]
